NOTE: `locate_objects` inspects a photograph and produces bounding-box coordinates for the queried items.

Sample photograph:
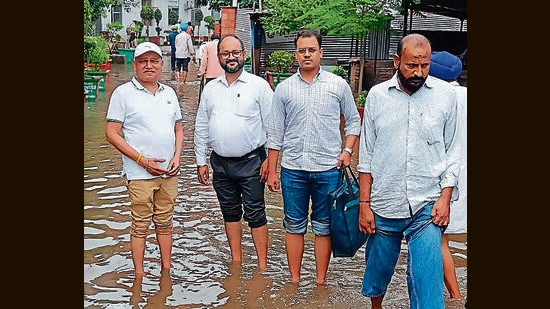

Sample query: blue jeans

[280,167,340,236]
[361,202,445,309]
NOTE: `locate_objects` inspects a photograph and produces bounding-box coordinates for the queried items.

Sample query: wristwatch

[342,147,353,155]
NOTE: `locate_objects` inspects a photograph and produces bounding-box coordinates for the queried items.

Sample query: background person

[198,34,224,85]
[105,42,184,275]
[357,33,460,309]
[429,50,467,301]
[194,34,274,270]
[167,25,179,78]
[266,29,361,285]
[174,23,195,83]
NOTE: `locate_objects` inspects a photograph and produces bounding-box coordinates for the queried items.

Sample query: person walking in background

[174,23,195,83]
[196,40,207,67]
[266,29,361,285]
[167,25,179,79]
[186,21,195,46]
[194,34,273,270]
[105,42,184,275]
[197,34,224,85]
[429,50,467,301]
[357,33,460,309]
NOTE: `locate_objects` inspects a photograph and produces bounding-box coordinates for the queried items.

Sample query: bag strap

[343,165,359,187]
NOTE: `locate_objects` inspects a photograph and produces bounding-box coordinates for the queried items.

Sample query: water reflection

[84,57,466,308]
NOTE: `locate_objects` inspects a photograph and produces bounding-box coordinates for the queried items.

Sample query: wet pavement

[83,52,467,308]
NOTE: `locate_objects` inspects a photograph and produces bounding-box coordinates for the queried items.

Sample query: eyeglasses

[136,57,162,65]
[296,48,318,55]
[219,50,243,59]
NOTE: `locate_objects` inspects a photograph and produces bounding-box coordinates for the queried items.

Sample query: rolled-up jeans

[280,167,339,236]
[361,202,445,309]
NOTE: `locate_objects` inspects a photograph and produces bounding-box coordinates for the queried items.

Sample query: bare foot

[316,279,326,285]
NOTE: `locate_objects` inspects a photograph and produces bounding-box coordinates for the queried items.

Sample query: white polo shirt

[106,77,183,180]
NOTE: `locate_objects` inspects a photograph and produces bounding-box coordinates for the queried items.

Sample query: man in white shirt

[194,35,273,270]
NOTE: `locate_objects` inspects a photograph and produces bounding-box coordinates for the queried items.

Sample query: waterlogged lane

[83,56,467,308]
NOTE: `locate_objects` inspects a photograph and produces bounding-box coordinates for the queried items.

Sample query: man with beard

[193,34,273,270]
[357,33,460,309]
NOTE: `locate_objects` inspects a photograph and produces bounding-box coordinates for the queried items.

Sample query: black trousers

[209,146,267,228]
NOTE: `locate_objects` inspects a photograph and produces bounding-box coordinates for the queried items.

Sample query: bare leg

[251,225,268,270]
[285,232,304,283]
[130,272,144,305]
[157,233,173,270]
[225,221,243,263]
[314,235,331,284]
[181,71,188,83]
[371,295,384,309]
[442,234,462,299]
[131,235,146,274]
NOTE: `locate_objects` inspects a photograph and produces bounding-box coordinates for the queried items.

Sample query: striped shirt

[267,68,361,172]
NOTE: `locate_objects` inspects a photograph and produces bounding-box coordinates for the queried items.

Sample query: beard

[221,59,245,73]
[397,68,426,93]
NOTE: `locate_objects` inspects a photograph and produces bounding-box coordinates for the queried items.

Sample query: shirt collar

[130,76,164,91]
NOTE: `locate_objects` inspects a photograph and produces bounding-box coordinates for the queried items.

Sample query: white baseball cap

[134,42,163,59]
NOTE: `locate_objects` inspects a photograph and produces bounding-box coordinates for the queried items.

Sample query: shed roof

[404,0,467,20]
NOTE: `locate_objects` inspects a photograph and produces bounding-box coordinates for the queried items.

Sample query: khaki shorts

[126,177,178,237]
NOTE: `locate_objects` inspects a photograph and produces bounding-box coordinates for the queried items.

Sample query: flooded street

[83,53,467,308]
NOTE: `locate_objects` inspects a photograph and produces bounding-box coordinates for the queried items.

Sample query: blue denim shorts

[361,202,445,309]
[280,167,340,236]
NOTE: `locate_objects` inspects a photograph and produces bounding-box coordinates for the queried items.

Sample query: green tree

[154,8,162,26]
[169,10,179,25]
[261,0,401,94]
[194,9,204,25]
[141,6,154,37]
[204,15,218,34]
[84,0,93,35]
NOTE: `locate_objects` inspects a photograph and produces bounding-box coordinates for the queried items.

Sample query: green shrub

[84,36,109,69]
[331,65,347,79]
[356,91,368,108]
[267,50,295,73]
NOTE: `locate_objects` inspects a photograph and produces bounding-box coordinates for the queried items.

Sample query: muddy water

[83,55,467,308]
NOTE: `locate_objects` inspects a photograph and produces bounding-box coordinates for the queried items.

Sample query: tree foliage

[204,15,219,32]
[169,10,179,25]
[140,6,154,22]
[154,8,163,26]
[260,0,402,93]
[84,0,93,35]
[194,9,204,25]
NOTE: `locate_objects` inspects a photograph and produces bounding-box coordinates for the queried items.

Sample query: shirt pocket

[234,94,259,118]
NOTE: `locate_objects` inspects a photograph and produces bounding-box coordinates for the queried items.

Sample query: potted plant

[84,35,110,71]
[331,65,348,81]
[266,50,295,89]
[84,35,110,95]
[152,8,163,44]
[140,6,154,37]
[355,90,367,120]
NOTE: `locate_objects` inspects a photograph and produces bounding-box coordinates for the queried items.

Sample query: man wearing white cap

[429,50,467,302]
[106,41,184,275]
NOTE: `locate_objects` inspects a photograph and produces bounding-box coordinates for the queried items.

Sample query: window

[111,5,122,23]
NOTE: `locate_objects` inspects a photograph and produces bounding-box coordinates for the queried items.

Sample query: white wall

[98,0,217,42]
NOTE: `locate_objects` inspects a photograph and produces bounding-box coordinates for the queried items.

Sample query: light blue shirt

[106,77,183,180]
[194,71,274,166]
[357,74,460,218]
[267,68,361,172]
